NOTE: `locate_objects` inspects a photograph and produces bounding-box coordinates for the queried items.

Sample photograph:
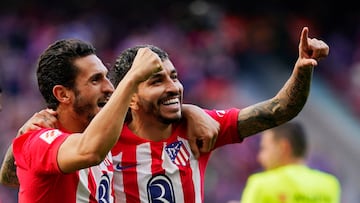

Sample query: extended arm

[237,27,329,138]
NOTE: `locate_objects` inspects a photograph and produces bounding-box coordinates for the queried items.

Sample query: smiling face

[70,55,114,126]
[131,59,183,124]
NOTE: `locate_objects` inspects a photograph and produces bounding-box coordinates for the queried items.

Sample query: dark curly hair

[110,44,169,88]
[37,39,96,109]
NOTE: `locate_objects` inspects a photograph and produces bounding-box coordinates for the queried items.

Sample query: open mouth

[162,98,179,105]
[98,101,107,107]
[98,97,110,108]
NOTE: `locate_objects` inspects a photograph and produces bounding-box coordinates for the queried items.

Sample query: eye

[171,75,178,80]
[90,74,103,84]
[171,73,178,81]
[150,78,162,85]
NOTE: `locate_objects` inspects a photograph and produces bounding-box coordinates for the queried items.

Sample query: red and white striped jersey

[112,108,242,203]
[13,128,115,203]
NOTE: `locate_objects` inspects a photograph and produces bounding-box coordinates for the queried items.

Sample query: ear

[129,94,139,110]
[279,139,291,154]
[53,85,72,104]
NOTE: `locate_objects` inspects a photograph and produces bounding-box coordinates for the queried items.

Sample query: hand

[184,104,219,159]
[129,48,163,84]
[18,108,58,136]
[297,27,329,67]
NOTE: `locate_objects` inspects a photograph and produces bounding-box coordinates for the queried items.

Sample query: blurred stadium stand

[0,1,359,202]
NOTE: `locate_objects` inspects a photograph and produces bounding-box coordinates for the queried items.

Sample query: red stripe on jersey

[178,150,195,203]
[88,170,97,203]
[151,143,166,175]
[122,144,140,203]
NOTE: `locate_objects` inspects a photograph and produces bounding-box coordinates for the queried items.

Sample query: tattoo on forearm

[4,157,18,185]
[285,67,312,108]
[0,147,19,187]
[237,100,282,137]
[237,67,313,139]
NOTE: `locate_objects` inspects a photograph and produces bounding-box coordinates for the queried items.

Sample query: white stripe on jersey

[179,137,202,203]
[113,152,126,203]
[77,168,91,202]
[137,142,153,201]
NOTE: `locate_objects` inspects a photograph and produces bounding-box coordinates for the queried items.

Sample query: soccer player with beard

[0,40,219,202]
[109,27,329,203]
[8,39,163,202]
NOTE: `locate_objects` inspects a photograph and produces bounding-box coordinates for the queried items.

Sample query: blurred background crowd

[0,0,359,202]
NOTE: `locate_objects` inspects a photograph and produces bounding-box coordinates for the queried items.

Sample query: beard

[139,97,182,125]
[72,89,97,125]
[158,113,181,124]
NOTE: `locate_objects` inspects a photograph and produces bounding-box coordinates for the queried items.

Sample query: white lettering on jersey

[215,110,225,117]
[39,129,62,144]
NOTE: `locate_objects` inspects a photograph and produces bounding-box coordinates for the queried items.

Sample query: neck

[56,108,88,133]
[282,157,306,167]
[128,115,173,141]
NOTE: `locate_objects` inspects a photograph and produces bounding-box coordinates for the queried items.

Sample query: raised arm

[0,109,58,187]
[57,48,163,173]
[237,27,329,138]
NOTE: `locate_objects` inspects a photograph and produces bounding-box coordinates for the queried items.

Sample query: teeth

[163,98,179,105]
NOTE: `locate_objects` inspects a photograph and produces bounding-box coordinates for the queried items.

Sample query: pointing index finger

[300,27,309,51]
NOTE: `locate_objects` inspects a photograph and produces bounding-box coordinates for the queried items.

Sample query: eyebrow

[89,72,105,81]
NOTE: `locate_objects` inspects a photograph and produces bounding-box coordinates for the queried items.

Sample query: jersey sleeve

[13,128,70,174]
[205,108,242,148]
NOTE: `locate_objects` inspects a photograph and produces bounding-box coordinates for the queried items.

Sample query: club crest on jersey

[39,129,62,144]
[165,140,190,166]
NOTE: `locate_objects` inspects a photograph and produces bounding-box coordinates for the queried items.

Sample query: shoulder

[204,108,240,118]
[307,167,340,185]
[204,108,240,130]
[247,170,277,185]
[14,128,69,150]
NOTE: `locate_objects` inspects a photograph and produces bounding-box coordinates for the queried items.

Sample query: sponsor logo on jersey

[39,129,62,144]
[98,174,111,203]
[115,163,138,171]
[147,174,175,203]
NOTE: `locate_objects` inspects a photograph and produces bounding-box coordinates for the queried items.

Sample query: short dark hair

[37,39,96,109]
[110,44,169,87]
[272,121,307,158]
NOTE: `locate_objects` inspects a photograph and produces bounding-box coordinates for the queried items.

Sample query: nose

[104,78,115,94]
[165,79,182,93]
